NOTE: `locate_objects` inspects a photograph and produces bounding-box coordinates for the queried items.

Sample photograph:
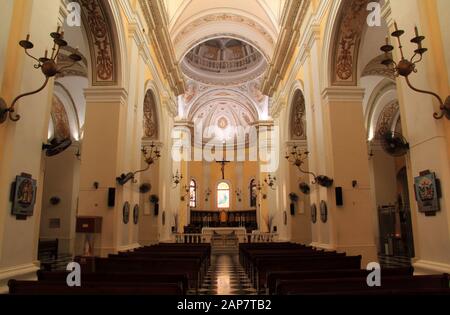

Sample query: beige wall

[40,147,80,254]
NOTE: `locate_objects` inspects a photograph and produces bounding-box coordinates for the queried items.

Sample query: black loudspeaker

[154,203,159,216]
[108,188,116,208]
[290,203,295,215]
[335,187,343,206]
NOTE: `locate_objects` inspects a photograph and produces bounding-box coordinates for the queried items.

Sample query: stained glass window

[217,182,230,209]
[250,179,257,208]
[189,179,197,208]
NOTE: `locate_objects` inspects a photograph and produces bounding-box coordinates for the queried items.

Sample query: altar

[201,227,247,243]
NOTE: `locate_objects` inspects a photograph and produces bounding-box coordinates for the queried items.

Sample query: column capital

[84,87,128,105]
[321,87,365,103]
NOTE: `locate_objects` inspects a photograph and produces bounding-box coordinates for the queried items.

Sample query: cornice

[321,87,366,103]
[139,0,186,96]
[119,0,174,103]
[261,0,311,97]
[84,87,128,105]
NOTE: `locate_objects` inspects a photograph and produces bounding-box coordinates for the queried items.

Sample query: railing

[185,51,261,73]
[174,233,204,244]
[245,233,279,243]
[173,232,279,244]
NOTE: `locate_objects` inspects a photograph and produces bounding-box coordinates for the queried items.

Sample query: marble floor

[194,254,257,295]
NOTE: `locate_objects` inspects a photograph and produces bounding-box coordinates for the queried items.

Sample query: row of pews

[8,243,211,295]
[240,242,450,295]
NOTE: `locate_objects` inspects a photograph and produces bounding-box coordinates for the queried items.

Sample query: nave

[7,242,450,296]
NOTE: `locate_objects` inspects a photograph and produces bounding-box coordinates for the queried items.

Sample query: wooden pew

[267,267,414,294]
[255,255,362,292]
[37,270,190,295]
[275,274,450,295]
[8,279,183,295]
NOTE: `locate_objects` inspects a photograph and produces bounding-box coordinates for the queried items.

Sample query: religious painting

[414,171,441,214]
[11,173,37,218]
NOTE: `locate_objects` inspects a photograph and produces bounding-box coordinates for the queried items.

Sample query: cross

[216,159,230,180]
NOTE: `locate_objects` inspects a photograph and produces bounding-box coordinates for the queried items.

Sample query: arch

[144,80,163,141]
[365,78,398,140]
[322,0,373,88]
[142,90,159,140]
[249,178,257,208]
[78,0,127,88]
[216,181,231,209]
[289,90,307,141]
[189,179,197,208]
[285,80,306,141]
[172,9,276,62]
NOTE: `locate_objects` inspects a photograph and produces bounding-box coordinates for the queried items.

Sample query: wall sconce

[0,28,82,124]
[264,174,277,190]
[180,184,190,201]
[285,146,334,188]
[380,22,450,120]
[172,170,183,188]
[117,143,161,186]
[204,188,211,202]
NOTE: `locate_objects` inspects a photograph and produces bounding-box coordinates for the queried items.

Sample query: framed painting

[11,173,37,219]
[414,171,441,215]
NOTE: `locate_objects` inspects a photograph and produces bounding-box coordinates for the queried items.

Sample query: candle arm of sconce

[24,49,41,65]
[404,76,445,118]
[297,165,318,184]
[7,76,50,121]
[132,163,151,177]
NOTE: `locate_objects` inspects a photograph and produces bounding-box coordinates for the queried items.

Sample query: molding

[413,259,450,275]
[139,0,186,96]
[261,0,311,96]
[321,87,366,103]
[0,262,40,294]
[84,87,128,105]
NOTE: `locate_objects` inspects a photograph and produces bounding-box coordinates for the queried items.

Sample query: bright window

[217,182,230,209]
[189,179,197,208]
[250,179,257,208]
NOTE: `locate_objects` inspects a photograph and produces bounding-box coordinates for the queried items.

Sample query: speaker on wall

[290,203,295,215]
[335,187,343,206]
[108,188,116,208]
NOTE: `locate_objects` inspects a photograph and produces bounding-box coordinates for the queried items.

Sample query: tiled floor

[194,254,257,295]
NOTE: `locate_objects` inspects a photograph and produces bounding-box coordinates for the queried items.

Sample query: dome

[181,38,267,86]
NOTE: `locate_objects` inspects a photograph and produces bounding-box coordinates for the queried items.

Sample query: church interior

[1,0,450,297]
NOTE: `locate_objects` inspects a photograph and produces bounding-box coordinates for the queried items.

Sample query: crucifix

[216,159,230,180]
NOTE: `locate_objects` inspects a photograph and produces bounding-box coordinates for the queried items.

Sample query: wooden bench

[275,274,450,295]
[8,279,183,295]
[38,239,59,260]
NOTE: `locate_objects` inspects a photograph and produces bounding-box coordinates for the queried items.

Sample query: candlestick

[415,26,419,37]
[26,34,30,41]
[394,21,398,31]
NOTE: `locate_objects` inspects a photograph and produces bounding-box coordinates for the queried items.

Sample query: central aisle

[194,254,257,295]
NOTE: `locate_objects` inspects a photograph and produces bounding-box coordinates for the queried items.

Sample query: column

[321,87,378,266]
[0,0,60,292]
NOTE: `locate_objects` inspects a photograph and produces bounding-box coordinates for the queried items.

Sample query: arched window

[217,182,230,209]
[189,179,197,208]
[250,179,257,208]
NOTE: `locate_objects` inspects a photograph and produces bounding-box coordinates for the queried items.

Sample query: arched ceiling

[164,0,286,61]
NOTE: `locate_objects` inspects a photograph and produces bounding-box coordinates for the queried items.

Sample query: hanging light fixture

[379,22,450,120]
[0,27,82,124]
[285,145,334,188]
